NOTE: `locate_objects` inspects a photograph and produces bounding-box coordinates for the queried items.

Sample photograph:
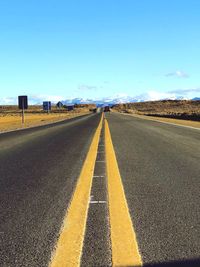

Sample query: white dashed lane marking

[90,201,107,204]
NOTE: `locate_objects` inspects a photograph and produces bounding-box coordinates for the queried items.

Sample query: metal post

[22,99,25,125]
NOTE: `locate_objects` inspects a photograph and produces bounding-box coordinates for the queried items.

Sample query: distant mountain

[62,98,95,105]
[61,95,141,106]
[60,95,200,106]
[1,94,199,106]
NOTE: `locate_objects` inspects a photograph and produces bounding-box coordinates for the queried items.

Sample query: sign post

[43,101,51,113]
[18,96,28,125]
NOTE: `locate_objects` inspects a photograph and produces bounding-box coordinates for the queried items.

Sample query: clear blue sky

[0,0,200,103]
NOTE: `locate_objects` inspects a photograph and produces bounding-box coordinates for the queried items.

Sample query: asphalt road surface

[0,112,199,267]
[105,113,200,267]
[0,114,101,267]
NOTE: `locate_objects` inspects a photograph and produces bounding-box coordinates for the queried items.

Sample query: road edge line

[105,118,143,267]
[117,112,200,131]
[49,114,103,267]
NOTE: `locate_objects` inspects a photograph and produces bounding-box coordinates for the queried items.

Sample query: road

[0,114,101,267]
[0,112,199,266]
[105,113,200,267]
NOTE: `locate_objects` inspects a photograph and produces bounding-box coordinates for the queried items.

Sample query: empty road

[105,112,200,267]
[0,112,199,266]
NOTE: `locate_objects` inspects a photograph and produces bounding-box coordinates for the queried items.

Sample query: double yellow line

[50,114,142,267]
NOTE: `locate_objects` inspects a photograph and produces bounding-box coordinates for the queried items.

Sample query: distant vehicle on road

[104,106,110,112]
[90,107,103,113]
[90,108,97,113]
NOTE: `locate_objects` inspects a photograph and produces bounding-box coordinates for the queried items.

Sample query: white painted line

[90,201,107,204]
[120,112,200,131]
[96,160,105,163]
[99,144,104,146]
[150,119,200,130]
[93,175,105,178]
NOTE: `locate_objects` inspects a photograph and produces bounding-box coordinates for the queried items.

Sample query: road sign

[18,96,28,110]
[43,101,51,112]
[18,96,28,124]
[56,101,63,108]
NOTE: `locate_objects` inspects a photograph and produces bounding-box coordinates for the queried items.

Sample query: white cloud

[165,70,189,78]
[1,87,200,105]
[168,87,200,94]
[135,87,200,102]
[28,94,64,104]
[135,91,178,101]
[78,84,98,91]
[0,94,64,105]
[0,97,17,105]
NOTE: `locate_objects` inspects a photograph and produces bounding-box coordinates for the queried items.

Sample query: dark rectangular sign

[43,101,51,111]
[18,95,28,109]
[67,105,74,111]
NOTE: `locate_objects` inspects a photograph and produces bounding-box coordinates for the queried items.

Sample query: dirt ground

[112,109,200,129]
[0,105,93,133]
[112,100,200,121]
[112,100,200,128]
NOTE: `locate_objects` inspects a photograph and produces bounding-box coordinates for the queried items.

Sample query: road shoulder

[112,111,200,130]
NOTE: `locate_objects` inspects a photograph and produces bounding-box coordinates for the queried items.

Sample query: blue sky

[0,0,200,104]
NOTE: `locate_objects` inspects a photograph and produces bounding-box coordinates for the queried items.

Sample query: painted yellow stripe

[50,114,103,267]
[105,119,143,267]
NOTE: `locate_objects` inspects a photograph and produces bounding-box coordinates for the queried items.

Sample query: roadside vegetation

[112,100,200,121]
[0,104,95,133]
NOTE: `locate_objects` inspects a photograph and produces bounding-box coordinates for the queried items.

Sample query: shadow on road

[144,258,200,267]
[120,257,200,267]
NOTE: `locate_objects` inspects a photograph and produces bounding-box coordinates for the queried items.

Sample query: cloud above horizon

[165,70,189,78]
[78,84,99,91]
[140,87,200,101]
[168,87,200,94]
[0,87,200,105]
[28,94,64,104]
[0,94,64,105]
[137,91,177,101]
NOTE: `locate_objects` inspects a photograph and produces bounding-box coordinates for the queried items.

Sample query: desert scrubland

[112,100,200,128]
[0,104,95,133]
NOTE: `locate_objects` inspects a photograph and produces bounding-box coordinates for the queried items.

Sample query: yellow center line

[105,118,143,267]
[49,114,103,267]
